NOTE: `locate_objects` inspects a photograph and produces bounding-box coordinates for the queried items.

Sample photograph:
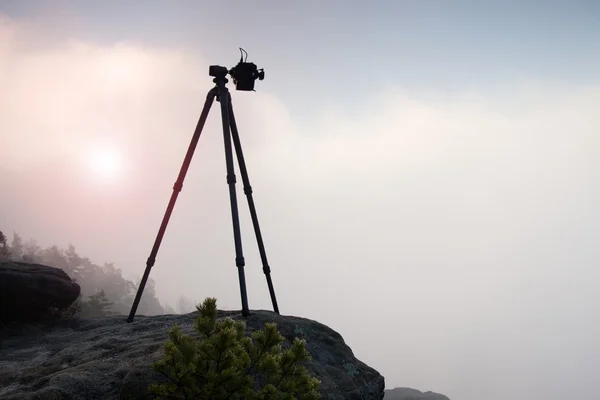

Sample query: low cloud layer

[1,15,599,400]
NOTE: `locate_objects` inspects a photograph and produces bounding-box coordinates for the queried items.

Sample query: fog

[1,10,600,400]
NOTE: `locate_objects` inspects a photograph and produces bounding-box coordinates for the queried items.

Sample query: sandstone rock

[384,387,450,400]
[0,261,81,323]
[0,309,385,399]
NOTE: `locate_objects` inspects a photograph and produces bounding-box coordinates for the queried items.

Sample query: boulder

[0,309,385,399]
[384,387,450,400]
[0,261,81,323]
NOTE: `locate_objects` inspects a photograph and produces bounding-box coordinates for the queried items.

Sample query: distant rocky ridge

[384,387,450,400]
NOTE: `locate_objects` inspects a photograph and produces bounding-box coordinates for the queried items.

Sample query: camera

[230,61,264,91]
[208,65,229,79]
[208,48,265,91]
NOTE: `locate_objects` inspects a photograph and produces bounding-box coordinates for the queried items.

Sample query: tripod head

[209,48,265,91]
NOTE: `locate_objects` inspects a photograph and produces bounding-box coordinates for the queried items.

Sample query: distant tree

[21,238,41,263]
[149,297,321,399]
[80,290,115,318]
[96,262,137,315]
[40,245,72,271]
[176,295,196,314]
[64,244,85,277]
[10,232,23,260]
[136,277,165,316]
[163,304,177,314]
[0,230,10,259]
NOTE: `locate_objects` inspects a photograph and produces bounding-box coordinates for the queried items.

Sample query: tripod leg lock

[227,174,237,184]
[243,185,253,195]
[236,256,245,267]
[173,181,183,192]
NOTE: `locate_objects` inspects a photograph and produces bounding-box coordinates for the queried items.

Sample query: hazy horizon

[1,2,599,399]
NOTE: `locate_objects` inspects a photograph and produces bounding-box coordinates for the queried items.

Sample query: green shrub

[149,297,321,399]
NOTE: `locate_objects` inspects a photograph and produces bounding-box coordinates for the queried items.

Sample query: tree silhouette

[176,295,196,314]
[10,232,23,260]
[80,290,115,318]
[0,231,10,260]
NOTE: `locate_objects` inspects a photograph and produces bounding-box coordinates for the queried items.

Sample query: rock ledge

[0,309,385,399]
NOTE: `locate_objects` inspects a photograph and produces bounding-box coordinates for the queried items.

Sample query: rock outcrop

[0,309,385,399]
[384,387,450,400]
[0,261,81,323]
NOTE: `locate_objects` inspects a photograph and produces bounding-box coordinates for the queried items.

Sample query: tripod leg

[127,87,218,323]
[216,83,250,317]
[227,98,280,314]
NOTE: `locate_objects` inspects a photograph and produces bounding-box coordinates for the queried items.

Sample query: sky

[1,1,599,399]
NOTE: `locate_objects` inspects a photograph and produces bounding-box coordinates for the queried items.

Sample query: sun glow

[87,146,123,180]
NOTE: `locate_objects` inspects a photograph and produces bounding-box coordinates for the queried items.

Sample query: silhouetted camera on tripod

[128,47,279,323]
[209,48,265,91]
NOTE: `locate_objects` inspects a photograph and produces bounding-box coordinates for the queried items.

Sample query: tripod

[126,70,279,323]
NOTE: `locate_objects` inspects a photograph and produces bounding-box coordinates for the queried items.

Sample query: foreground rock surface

[384,387,450,400]
[0,309,385,399]
[0,261,81,323]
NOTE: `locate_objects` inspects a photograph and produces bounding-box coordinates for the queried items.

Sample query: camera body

[208,65,229,79]
[229,61,265,91]
[208,49,265,91]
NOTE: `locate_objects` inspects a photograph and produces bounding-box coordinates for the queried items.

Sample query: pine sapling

[149,297,321,399]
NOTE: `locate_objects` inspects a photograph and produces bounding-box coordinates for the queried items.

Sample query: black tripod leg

[127,87,218,323]
[227,99,280,314]
[216,84,250,317]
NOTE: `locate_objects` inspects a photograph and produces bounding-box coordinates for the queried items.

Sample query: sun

[87,146,123,180]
